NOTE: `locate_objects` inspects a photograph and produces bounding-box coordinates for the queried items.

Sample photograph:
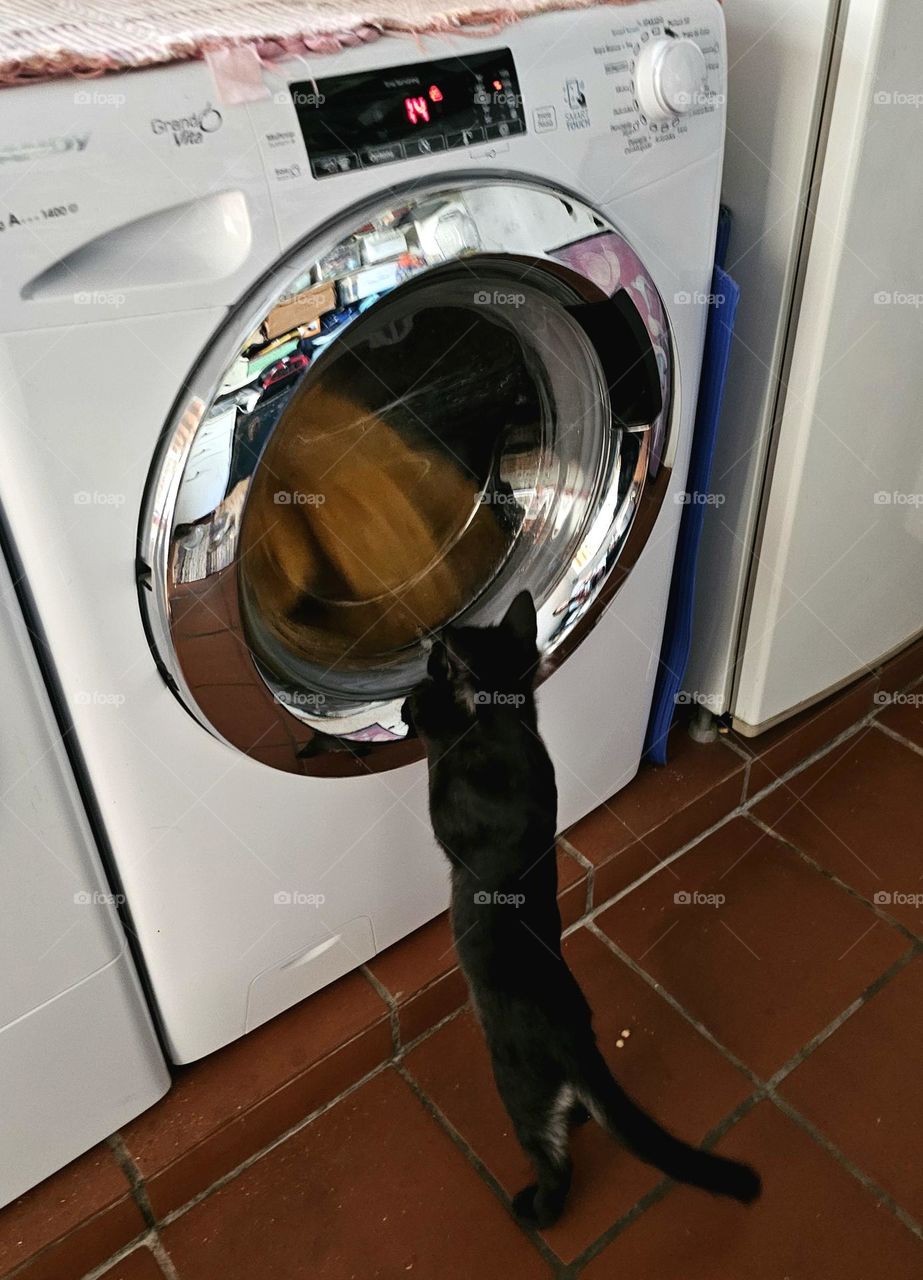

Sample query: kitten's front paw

[400,679,435,737]
[400,697,414,730]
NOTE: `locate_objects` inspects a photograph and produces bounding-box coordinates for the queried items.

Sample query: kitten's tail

[580,1051,761,1203]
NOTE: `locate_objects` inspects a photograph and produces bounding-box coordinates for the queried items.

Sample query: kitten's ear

[501,591,537,648]
[443,629,472,680]
[427,638,452,682]
[428,634,468,683]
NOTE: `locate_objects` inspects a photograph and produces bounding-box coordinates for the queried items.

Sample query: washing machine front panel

[141,179,676,772]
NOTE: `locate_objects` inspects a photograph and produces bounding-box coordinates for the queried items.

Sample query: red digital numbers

[404,95,430,125]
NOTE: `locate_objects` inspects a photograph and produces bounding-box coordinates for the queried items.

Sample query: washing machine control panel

[291,48,526,179]
[593,11,723,155]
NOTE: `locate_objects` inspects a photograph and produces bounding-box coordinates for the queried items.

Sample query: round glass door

[139,179,676,775]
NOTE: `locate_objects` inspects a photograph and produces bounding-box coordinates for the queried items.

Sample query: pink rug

[0,0,654,89]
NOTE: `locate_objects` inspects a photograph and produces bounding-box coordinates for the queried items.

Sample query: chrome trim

[138,176,676,775]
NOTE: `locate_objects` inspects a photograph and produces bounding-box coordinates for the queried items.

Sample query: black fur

[402,592,761,1227]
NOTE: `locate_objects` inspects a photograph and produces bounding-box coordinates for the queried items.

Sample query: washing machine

[0,543,168,1206]
[0,0,726,1062]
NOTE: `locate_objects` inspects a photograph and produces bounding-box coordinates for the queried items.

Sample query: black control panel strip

[291,48,525,179]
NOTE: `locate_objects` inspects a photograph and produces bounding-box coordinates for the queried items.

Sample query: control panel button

[532,106,557,133]
[446,126,486,149]
[634,37,708,123]
[485,120,525,140]
[360,143,405,166]
[310,152,360,178]
[404,136,447,156]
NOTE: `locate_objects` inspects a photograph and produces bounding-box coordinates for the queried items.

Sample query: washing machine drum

[140,179,675,775]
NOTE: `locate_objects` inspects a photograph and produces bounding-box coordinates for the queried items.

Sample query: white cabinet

[687,0,923,732]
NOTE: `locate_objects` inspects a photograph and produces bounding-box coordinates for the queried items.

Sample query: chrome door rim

[138,175,678,775]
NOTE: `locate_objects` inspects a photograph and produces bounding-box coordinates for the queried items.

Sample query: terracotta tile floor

[2,656,922,1280]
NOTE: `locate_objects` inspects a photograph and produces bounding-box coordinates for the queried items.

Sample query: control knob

[634,37,708,122]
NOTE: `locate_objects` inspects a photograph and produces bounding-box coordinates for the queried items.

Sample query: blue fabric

[643,261,741,764]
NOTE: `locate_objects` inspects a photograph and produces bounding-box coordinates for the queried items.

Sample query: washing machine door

[140,178,676,775]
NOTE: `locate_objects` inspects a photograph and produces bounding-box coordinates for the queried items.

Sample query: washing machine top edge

[0,0,726,333]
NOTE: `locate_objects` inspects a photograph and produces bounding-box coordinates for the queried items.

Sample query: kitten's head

[402,591,539,737]
[432,590,539,700]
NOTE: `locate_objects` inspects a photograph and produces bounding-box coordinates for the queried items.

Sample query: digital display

[291,49,525,178]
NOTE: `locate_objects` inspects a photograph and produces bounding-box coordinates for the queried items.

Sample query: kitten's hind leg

[511,1143,571,1229]
[569,1101,592,1127]
[507,1084,576,1228]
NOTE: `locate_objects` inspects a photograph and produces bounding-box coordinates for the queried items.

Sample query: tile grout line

[396,1063,567,1277]
[558,836,596,915]
[359,963,401,1055]
[767,1094,923,1242]
[872,718,923,761]
[562,1178,675,1278]
[584,861,595,916]
[63,1232,163,1280]
[107,1133,158,1230]
[146,1234,182,1280]
[747,815,923,946]
[699,1088,768,1149]
[740,755,752,805]
[558,835,596,874]
[734,753,750,806]
[107,1140,183,1280]
[764,944,922,1091]
[396,994,469,1058]
[719,734,752,765]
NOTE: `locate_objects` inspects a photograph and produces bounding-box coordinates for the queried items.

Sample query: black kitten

[402,592,760,1228]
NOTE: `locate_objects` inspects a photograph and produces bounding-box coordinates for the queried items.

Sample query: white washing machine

[0,0,726,1062]
[0,543,168,1207]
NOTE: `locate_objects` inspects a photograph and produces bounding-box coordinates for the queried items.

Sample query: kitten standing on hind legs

[402,591,761,1228]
